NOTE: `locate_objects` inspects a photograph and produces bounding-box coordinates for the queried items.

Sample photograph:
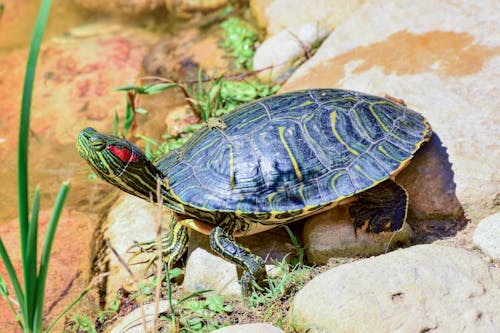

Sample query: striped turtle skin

[77,89,431,295]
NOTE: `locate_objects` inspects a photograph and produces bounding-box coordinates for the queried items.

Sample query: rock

[183,245,242,298]
[473,212,500,259]
[211,323,285,333]
[106,300,171,333]
[101,194,172,306]
[251,0,365,35]
[143,25,236,82]
[0,209,99,332]
[289,244,500,333]
[183,227,295,297]
[396,135,464,221]
[303,206,413,264]
[165,0,229,14]
[282,0,500,220]
[253,23,329,83]
[72,0,164,15]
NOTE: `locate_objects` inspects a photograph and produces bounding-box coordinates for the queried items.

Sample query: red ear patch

[108,145,139,163]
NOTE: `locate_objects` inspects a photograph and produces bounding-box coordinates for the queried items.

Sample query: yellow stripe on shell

[330,111,360,156]
[278,126,303,181]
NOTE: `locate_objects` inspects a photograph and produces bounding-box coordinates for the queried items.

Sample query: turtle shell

[156,89,431,219]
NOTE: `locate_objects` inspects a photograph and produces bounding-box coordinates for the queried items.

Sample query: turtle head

[77,128,179,209]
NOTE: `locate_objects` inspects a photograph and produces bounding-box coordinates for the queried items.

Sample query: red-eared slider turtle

[77,89,431,294]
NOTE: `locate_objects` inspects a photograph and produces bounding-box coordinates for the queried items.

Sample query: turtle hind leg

[209,224,267,296]
[349,180,408,233]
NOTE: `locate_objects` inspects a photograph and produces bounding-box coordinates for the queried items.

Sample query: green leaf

[113,111,119,137]
[142,83,177,95]
[114,84,138,92]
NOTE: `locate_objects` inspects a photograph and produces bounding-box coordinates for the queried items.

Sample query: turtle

[77,88,431,294]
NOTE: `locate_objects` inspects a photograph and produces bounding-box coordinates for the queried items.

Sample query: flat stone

[282,0,500,220]
[106,300,171,333]
[211,323,285,333]
[303,206,413,264]
[289,244,500,333]
[473,212,500,259]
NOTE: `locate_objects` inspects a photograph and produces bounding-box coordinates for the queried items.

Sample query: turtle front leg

[349,179,408,233]
[159,219,190,268]
[132,218,189,269]
[209,225,268,296]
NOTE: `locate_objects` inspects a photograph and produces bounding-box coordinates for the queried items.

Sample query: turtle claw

[241,268,269,298]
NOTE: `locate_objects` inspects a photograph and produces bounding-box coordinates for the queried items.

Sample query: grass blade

[0,240,26,328]
[33,182,70,332]
[18,0,53,328]
[25,186,41,326]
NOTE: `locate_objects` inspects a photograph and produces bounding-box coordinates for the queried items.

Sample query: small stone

[251,0,365,35]
[303,206,413,263]
[211,323,285,333]
[184,227,295,297]
[254,23,329,83]
[106,300,171,333]
[289,245,500,333]
[183,245,241,298]
[473,212,500,259]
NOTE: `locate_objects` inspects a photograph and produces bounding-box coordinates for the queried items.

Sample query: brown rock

[0,22,156,222]
[303,206,413,264]
[143,26,236,82]
[71,0,164,15]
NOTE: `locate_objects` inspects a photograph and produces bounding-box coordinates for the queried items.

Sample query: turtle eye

[89,138,106,151]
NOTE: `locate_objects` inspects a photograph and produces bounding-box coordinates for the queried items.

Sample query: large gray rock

[289,245,500,333]
[281,0,500,221]
[473,212,500,259]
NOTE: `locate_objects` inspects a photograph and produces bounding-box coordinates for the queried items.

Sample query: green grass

[220,17,258,70]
